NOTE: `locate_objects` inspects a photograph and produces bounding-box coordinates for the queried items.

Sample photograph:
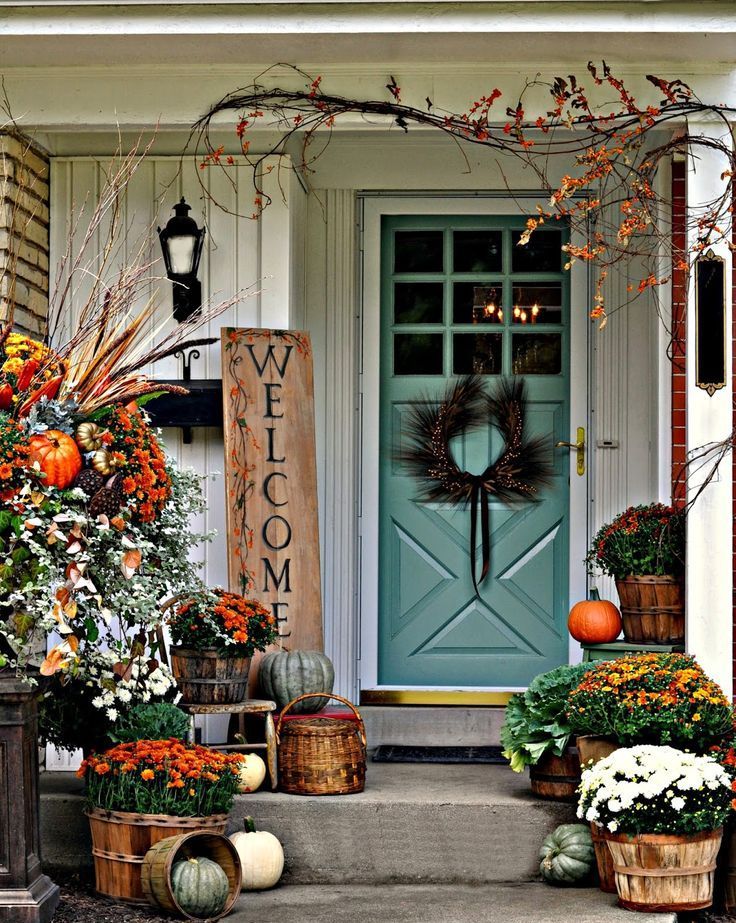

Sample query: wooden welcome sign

[221,328,323,652]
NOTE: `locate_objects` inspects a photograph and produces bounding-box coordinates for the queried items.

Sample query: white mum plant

[577,745,733,836]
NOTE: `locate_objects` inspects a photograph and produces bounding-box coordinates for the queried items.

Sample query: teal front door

[378,215,571,688]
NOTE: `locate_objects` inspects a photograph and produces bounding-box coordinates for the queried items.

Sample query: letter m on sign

[221,328,323,653]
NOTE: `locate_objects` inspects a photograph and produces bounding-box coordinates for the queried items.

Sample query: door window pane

[453,333,502,375]
[394,230,444,273]
[511,283,562,325]
[394,333,444,375]
[511,230,563,273]
[453,230,503,273]
[453,283,503,324]
[511,334,562,374]
[394,282,444,324]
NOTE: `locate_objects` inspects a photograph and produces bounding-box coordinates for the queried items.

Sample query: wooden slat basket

[276,693,366,796]
[86,808,228,904]
[606,828,721,912]
[169,647,251,705]
[529,746,580,802]
[615,575,685,644]
[141,831,242,921]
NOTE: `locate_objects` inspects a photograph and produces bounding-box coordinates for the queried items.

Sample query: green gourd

[259,650,335,713]
[539,824,595,886]
[171,856,229,918]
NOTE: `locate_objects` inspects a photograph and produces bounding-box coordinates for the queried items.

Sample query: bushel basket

[276,693,366,795]
[615,575,685,644]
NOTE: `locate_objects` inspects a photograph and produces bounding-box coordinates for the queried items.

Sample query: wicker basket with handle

[276,693,366,795]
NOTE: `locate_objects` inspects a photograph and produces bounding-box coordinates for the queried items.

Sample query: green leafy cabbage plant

[501,662,592,772]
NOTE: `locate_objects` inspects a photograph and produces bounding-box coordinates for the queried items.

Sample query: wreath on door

[401,375,552,595]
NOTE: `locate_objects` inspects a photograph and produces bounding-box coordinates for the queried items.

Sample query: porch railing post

[685,124,734,698]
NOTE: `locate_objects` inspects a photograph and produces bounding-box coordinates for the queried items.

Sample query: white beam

[686,124,734,698]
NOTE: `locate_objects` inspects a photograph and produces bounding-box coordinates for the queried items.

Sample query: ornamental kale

[501,662,593,772]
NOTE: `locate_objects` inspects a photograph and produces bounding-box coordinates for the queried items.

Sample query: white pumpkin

[238,753,267,792]
[230,817,285,890]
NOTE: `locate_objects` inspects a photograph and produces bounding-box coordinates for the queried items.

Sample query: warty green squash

[539,824,595,886]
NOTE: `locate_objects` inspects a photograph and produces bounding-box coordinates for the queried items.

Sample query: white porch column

[686,126,733,698]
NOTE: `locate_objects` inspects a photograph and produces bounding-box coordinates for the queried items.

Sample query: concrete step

[361,706,505,748]
[227,884,676,923]
[41,763,577,885]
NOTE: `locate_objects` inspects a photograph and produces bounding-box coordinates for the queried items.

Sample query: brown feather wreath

[401,375,552,594]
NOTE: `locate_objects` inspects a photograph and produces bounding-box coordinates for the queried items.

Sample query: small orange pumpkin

[28,430,83,489]
[567,593,622,644]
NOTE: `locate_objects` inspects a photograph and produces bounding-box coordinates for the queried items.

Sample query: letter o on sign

[262,515,292,550]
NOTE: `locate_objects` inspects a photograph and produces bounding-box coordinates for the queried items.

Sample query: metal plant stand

[0,672,60,923]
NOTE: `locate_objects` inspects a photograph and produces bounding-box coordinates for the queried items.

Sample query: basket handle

[276,693,366,747]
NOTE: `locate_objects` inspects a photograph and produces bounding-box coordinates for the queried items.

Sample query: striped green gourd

[171,857,229,918]
[259,650,334,713]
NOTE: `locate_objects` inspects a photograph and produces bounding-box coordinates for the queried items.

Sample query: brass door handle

[555,426,586,476]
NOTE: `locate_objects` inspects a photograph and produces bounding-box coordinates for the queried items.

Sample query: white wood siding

[50,155,300,594]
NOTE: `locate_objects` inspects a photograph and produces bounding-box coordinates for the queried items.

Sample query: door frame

[358,193,591,695]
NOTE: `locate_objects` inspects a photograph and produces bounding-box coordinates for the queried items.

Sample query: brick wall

[671,159,687,505]
[0,132,50,336]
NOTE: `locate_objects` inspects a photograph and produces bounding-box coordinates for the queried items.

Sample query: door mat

[371,745,508,764]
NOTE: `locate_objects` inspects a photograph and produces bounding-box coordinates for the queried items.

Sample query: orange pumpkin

[567,597,622,644]
[28,430,83,489]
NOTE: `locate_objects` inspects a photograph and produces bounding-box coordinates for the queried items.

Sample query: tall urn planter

[0,672,60,923]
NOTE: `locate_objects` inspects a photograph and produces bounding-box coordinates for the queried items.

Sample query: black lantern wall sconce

[158,197,206,323]
[148,197,222,444]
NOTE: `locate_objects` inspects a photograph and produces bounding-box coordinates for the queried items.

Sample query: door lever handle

[555,426,586,476]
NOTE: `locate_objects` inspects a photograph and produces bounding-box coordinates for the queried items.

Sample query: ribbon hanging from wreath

[401,375,552,595]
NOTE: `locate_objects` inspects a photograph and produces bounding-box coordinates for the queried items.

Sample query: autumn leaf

[120,548,142,579]
[40,646,65,676]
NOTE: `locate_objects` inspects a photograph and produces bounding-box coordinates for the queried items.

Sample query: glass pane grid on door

[386,220,568,378]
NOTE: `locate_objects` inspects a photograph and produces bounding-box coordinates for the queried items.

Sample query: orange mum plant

[78,739,244,817]
[566,653,733,752]
[169,589,278,658]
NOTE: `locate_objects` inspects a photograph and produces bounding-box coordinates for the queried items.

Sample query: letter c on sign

[263,471,288,507]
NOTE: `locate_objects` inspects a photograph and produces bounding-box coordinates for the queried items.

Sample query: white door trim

[358,194,590,692]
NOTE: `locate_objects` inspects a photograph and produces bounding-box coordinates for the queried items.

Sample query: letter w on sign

[221,328,323,654]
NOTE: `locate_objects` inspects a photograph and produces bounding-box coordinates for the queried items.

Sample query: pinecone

[105,474,126,505]
[74,468,105,496]
[89,487,122,519]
